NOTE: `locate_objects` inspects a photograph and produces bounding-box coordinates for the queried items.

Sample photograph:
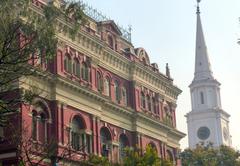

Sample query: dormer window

[108,35,114,49]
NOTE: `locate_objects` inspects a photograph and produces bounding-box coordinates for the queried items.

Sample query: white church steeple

[194,2,213,81]
[186,0,231,148]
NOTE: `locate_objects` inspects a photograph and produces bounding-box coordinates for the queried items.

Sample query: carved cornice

[55,75,134,116]
[131,62,181,100]
[134,112,185,140]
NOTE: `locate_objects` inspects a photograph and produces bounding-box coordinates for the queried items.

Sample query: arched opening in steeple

[200,91,204,104]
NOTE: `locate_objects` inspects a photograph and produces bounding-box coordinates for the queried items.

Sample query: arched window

[141,92,146,109]
[147,95,151,112]
[114,81,120,102]
[119,134,129,160]
[97,71,103,92]
[142,57,147,65]
[31,101,50,143]
[32,111,37,140]
[100,127,112,157]
[148,142,157,150]
[73,59,80,78]
[82,62,88,81]
[64,54,72,73]
[71,116,85,151]
[104,77,110,96]
[200,91,204,104]
[122,87,128,106]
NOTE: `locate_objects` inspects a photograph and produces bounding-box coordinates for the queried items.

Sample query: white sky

[83,0,240,150]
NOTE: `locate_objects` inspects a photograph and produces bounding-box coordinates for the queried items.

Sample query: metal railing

[78,0,132,42]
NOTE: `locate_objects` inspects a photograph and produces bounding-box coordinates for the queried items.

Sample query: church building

[186,1,231,148]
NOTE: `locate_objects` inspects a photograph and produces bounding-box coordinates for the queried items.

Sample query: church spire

[194,0,213,81]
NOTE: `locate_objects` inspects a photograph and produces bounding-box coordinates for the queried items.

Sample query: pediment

[98,20,122,36]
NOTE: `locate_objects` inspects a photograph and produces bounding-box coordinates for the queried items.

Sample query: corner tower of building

[186,0,231,148]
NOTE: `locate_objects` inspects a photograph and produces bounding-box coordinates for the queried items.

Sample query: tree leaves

[0,0,86,126]
[180,143,240,166]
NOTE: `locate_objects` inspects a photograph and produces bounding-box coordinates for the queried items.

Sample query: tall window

[71,116,85,151]
[39,113,47,143]
[122,87,128,106]
[119,134,129,160]
[147,95,151,112]
[0,126,3,139]
[167,150,174,163]
[141,92,146,109]
[97,72,103,91]
[152,97,157,114]
[32,111,37,140]
[82,62,88,81]
[73,59,80,78]
[100,127,112,157]
[104,77,110,96]
[36,49,42,65]
[200,92,204,104]
[114,81,120,102]
[76,61,80,78]
[64,54,72,73]
[165,107,173,127]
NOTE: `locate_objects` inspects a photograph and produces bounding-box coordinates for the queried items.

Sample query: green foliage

[81,146,173,166]
[123,145,173,166]
[80,154,111,166]
[180,142,240,166]
[0,0,86,126]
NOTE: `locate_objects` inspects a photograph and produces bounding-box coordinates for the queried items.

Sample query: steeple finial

[196,0,201,14]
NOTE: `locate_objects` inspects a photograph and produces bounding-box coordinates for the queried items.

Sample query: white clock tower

[186,0,231,148]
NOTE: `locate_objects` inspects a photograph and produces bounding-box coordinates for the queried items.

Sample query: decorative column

[133,83,141,112]
[57,102,67,145]
[36,115,40,141]
[92,115,97,155]
[83,133,87,153]
[96,117,101,155]
[163,143,167,159]
[170,103,177,128]
[162,142,166,159]
[157,94,164,121]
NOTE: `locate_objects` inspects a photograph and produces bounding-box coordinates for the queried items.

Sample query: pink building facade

[0,0,185,165]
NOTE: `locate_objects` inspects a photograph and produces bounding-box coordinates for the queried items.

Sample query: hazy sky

[82,0,240,149]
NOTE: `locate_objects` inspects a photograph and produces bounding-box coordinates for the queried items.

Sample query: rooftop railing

[79,0,132,42]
